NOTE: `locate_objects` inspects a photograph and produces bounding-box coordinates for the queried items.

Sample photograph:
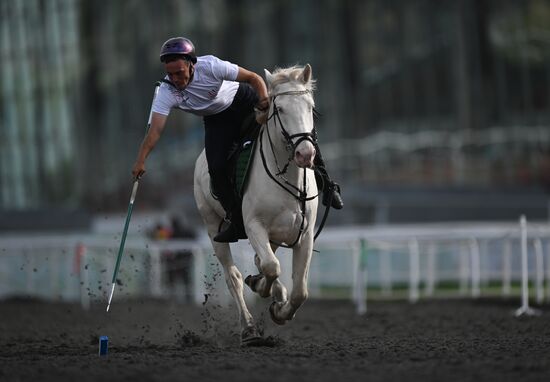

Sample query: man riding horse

[132,37,343,242]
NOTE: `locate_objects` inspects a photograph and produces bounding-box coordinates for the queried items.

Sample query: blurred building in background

[1,0,550,224]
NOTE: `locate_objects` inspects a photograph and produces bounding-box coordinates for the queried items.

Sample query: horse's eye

[276,106,283,114]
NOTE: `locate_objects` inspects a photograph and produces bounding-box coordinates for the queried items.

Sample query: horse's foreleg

[246,223,281,298]
[247,253,288,303]
[270,236,313,324]
[211,241,254,326]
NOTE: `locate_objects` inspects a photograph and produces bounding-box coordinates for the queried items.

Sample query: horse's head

[264,64,317,169]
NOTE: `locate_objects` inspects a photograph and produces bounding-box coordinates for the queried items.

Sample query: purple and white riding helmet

[159,37,197,64]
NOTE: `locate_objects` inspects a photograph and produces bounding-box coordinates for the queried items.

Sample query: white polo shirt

[152,55,240,117]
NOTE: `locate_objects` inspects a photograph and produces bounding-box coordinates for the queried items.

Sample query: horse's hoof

[241,325,263,347]
[269,301,286,326]
[245,274,263,292]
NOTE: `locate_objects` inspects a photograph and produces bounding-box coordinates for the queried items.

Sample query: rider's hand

[254,98,269,125]
[132,160,145,180]
[255,109,268,125]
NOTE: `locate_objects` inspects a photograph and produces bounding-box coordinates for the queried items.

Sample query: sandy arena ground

[0,297,549,381]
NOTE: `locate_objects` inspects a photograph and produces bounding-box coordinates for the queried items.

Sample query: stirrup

[213,219,246,243]
[323,182,343,210]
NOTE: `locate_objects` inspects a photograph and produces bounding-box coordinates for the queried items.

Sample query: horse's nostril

[296,151,315,168]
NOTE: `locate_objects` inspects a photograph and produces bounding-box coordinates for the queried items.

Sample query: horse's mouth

[294,158,315,169]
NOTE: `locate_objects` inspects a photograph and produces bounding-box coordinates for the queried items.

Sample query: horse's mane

[268,65,316,94]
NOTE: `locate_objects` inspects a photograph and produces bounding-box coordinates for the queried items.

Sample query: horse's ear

[264,69,274,85]
[300,64,312,84]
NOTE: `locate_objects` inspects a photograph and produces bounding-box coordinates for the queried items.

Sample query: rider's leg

[209,167,245,243]
[313,144,343,210]
[204,114,244,243]
[204,83,259,243]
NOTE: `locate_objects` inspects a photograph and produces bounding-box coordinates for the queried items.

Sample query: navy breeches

[203,83,258,209]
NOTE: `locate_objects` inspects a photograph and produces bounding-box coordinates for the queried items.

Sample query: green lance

[106,82,161,312]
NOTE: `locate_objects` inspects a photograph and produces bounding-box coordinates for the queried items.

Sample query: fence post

[480,240,489,288]
[25,248,34,296]
[546,242,550,303]
[50,249,59,299]
[458,241,469,296]
[534,238,544,304]
[425,243,436,297]
[408,238,420,303]
[380,247,392,297]
[352,239,366,315]
[515,215,538,316]
[356,239,367,315]
[77,243,90,311]
[192,246,206,305]
[149,245,163,298]
[502,239,512,297]
[468,238,481,298]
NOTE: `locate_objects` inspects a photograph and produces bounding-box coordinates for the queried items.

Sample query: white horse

[194,64,318,345]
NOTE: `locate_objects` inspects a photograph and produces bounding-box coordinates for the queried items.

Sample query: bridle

[261,89,318,198]
[269,90,318,159]
[259,89,326,248]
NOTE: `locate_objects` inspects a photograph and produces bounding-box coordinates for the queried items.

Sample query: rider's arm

[132,112,168,179]
[236,67,269,111]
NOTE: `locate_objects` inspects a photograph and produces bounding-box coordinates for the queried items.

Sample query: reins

[259,89,331,248]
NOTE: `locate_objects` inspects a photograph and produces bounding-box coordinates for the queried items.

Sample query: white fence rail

[1,218,549,314]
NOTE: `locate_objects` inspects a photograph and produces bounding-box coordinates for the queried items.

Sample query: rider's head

[160,37,197,64]
[160,37,197,90]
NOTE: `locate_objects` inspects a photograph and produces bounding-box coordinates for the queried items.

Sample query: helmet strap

[189,63,195,84]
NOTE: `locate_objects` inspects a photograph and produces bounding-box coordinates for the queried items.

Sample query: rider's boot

[212,186,247,243]
[214,207,246,243]
[314,150,344,210]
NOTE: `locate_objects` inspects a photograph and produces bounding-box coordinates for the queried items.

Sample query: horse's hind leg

[194,154,260,345]
[197,205,261,343]
[270,235,314,324]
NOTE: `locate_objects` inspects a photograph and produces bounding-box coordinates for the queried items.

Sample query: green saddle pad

[235,139,257,199]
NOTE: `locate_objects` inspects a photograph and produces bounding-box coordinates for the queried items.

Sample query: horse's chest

[264,210,309,240]
[245,164,317,242]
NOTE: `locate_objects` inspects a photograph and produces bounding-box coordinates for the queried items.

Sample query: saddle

[231,114,261,199]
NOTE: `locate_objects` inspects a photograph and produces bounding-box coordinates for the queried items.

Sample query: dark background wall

[1,0,550,225]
